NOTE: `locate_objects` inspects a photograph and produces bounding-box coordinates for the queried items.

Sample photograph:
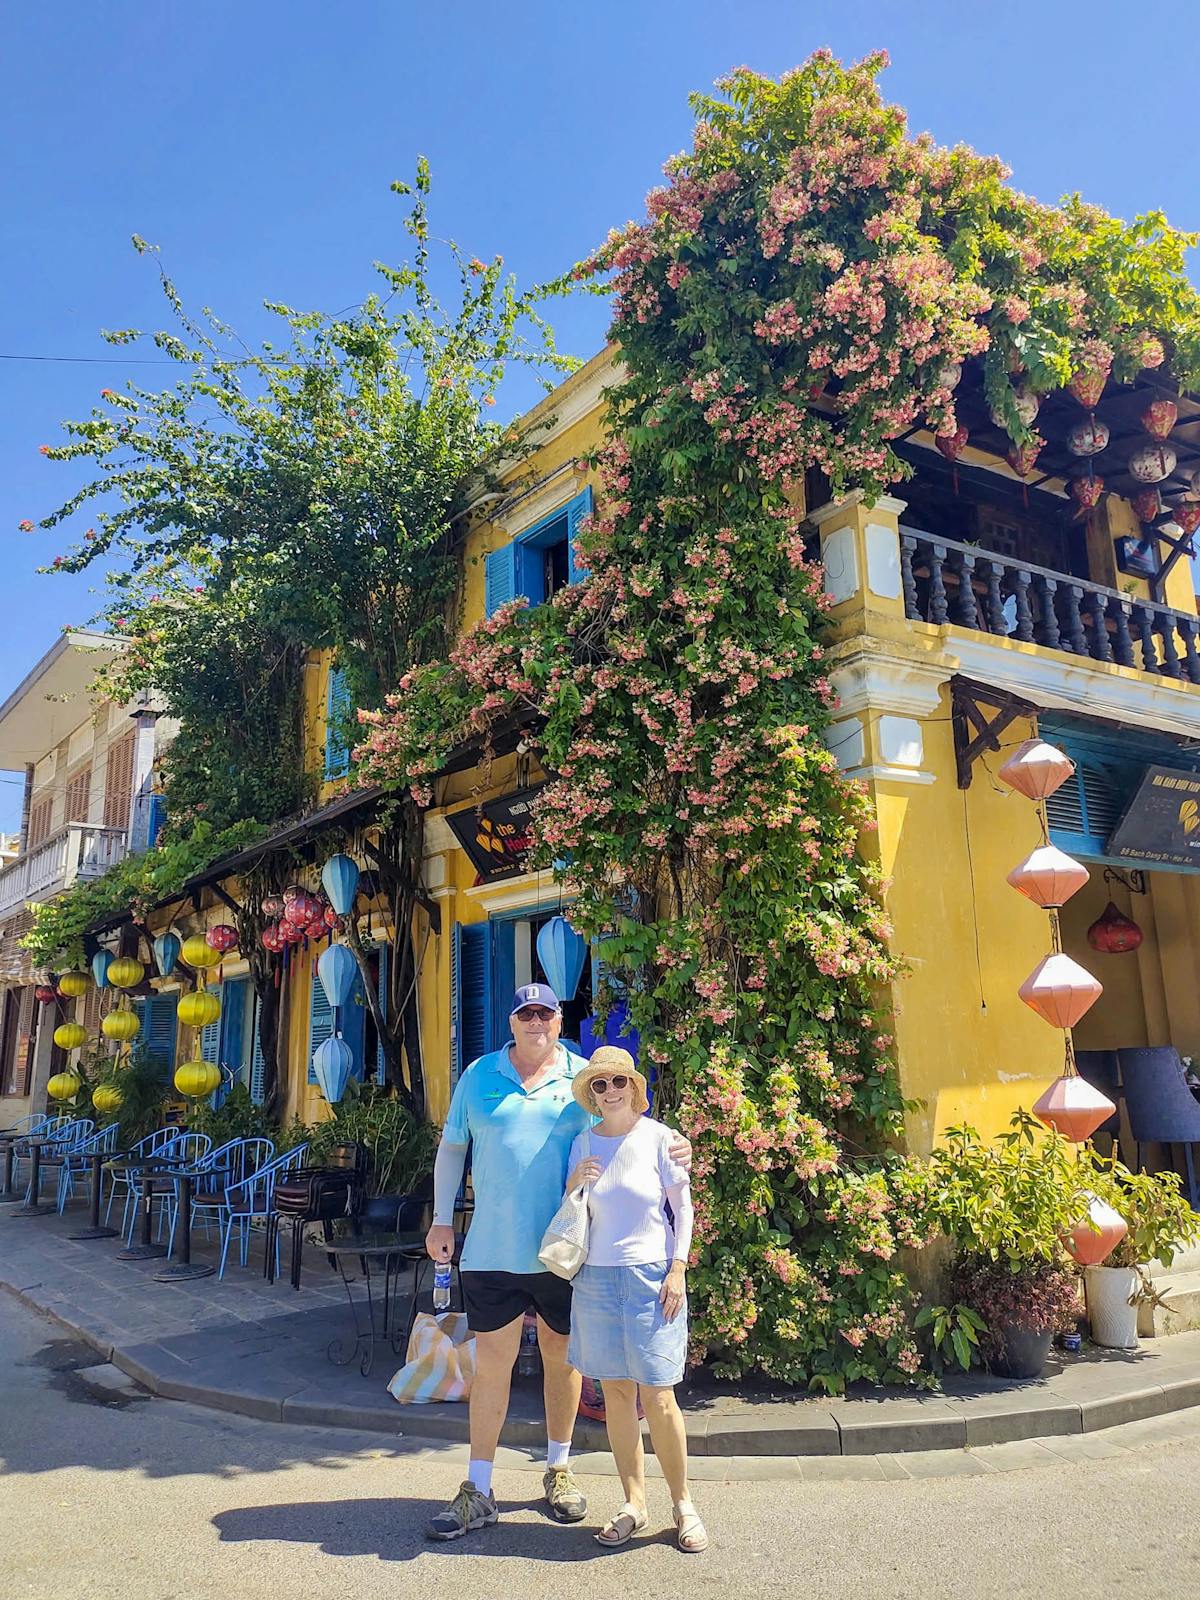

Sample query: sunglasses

[589,1075,630,1094]
[515,1006,557,1022]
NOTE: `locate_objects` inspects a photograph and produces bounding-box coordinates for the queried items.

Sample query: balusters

[1011,569,1035,642]
[927,542,949,625]
[1062,583,1088,656]
[1109,597,1135,667]
[1156,609,1182,678]
[1034,576,1061,649]
[899,535,919,622]
[982,559,1006,634]
[1132,603,1159,673]
[1087,590,1114,662]
[1179,617,1200,685]
[953,551,979,628]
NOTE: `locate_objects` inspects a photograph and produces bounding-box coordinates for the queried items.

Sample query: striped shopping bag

[387,1312,477,1404]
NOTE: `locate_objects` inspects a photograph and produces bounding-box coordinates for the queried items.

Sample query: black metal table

[324,1233,422,1377]
[0,1131,24,1201]
[152,1166,228,1281]
[9,1137,56,1218]
[68,1145,127,1241]
[116,1158,175,1261]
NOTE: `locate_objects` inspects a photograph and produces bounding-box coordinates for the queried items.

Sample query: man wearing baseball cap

[424,979,688,1541]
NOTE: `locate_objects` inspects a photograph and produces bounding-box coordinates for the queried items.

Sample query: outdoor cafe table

[68,1145,127,1241]
[0,1128,26,1201]
[152,1162,229,1282]
[7,1136,56,1218]
[323,1232,423,1377]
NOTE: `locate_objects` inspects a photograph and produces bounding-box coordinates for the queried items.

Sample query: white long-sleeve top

[567,1116,693,1267]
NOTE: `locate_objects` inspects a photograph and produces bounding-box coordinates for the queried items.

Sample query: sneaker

[543,1465,587,1522]
[426,1480,499,1542]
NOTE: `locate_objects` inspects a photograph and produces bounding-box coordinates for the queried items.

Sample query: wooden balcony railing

[899,531,1200,686]
[0,823,129,923]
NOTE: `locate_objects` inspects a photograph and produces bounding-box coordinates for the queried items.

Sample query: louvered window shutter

[308,965,334,1084]
[458,922,490,1071]
[200,988,224,1108]
[249,995,266,1106]
[567,485,594,583]
[143,993,178,1076]
[65,766,91,824]
[324,665,352,780]
[376,943,389,1081]
[16,987,35,1095]
[104,734,135,830]
[485,542,519,617]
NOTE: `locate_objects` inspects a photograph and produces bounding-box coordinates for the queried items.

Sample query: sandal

[673,1500,709,1553]
[595,1504,648,1548]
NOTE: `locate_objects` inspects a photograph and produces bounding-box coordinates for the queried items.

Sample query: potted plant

[922,1113,1085,1380]
[1079,1157,1200,1350]
[309,1082,438,1230]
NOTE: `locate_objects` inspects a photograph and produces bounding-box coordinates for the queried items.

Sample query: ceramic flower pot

[984,1324,1053,1380]
[1085,1264,1140,1350]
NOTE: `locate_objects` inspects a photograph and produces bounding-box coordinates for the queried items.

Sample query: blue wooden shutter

[144,993,178,1077]
[485,543,519,617]
[308,959,366,1082]
[450,923,462,1090]
[567,485,594,583]
[308,964,334,1085]
[249,994,266,1106]
[489,918,516,1050]
[458,922,489,1071]
[220,979,248,1081]
[147,795,166,845]
[324,664,351,780]
[376,943,388,1081]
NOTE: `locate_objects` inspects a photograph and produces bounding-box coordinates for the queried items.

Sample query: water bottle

[433,1261,452,1312]
[517,1311,541,1378]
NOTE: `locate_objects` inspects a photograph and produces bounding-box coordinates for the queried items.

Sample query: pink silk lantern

[261,894,285,920]
[1140,398,1177,440]
[1131,488,1162,524]
[1171,504,1200,538]
[1065,1195,1127,1265]
[1019,953,1103,1029]
[1070,475,1104,513]
[206,924,238,953]
[935,426,969,462]
[1006,435,1043,478]
[1006,846,1090,909]
[1068,355,1112,411]
[261,924,284,953]
[1033,1071,1117,1142]
[998,738,1076,801]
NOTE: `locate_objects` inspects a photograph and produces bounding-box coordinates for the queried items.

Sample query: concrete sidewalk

[3,1200,1200,1457]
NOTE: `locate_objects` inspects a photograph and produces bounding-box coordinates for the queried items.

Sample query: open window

[484,486,593,617]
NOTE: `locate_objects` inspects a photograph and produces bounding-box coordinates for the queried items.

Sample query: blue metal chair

[1118,1046,1200,1209]
[124,1131,212,1243]
[18,1118,94,1206]
[52,1123,120,1213]
[164,1136,276,1255]
[103,1127,180,1235]
[211,1143,309,1278]
[10,1115,71,1188]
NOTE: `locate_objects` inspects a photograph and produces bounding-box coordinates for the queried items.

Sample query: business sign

[1107,764,1200,868]
[445,784,546,881]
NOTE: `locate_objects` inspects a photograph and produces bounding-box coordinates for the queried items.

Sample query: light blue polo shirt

[444,1043,592,1275]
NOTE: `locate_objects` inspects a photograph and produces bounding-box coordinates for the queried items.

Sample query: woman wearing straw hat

[564,1046,706,1554]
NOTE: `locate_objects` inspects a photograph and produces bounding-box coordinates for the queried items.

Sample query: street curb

[6,1275,1200,1457]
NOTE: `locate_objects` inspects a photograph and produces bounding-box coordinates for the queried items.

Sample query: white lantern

[1128,442,1177,484]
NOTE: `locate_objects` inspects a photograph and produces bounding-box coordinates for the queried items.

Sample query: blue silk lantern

[536,915,588,1003]
[317,943,357,1010]
[321,853,360,916]
[312,1035,354,1103]
[91,950,113,990]
[153,932,181,979]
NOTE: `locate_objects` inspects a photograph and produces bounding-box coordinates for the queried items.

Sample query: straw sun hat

[572,1045,650,1115]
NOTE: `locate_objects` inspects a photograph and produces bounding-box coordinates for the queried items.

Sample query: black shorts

[461,1270,573,1336]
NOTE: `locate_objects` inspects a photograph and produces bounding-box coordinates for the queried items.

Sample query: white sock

[546,1438,572,1470]
[468,1458,494,1497]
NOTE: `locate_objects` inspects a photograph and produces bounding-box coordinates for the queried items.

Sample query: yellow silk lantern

[53,1022,88,1051]
[92,1082,123,1114]
[181,935,221,970]
[106,956,145,989]
[47,1071,82,1101]
[178,989,221,1029]
[174,1059,222,1099]
[57,971,90,998]
[101,1008,141,1043]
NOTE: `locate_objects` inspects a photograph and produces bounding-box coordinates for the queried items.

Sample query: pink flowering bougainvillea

[359,53,1200,1389]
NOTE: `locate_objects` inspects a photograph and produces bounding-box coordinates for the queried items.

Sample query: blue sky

[2,0,1196,827]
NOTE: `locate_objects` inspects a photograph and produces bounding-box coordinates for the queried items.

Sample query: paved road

[2,1294,1200,1600]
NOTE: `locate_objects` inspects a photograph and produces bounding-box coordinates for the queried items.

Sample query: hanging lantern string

[1063,1033,1078,1079]
[1048,907,1062,957]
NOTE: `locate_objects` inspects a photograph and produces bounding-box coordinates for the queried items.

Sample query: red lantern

[1140,398,1177,440]
[262,894,285,919]
[1068,355,1112,411]
[935,426,969,462]
[1065,1196,1127,1266]
[305,915,327,939]
[279,919,306,945]
[1033,1071,1117,1142]
[284,893,318,928]
[206,924,238,953]
[1019,953,1103,1029]
[1131,488,1162,524]
[283,883,306,903]
[34,985,57,1005]
[1006,434,1043,478]
[1171,504,1200,538]
[323,903,340,929]
[1087,900,1143,955]
[1070,475,1104,513]
[1006,846,1090,909]
[998,738,1076,801]
[261,924,284,953]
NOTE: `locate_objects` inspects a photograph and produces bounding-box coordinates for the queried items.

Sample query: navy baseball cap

[510,982,560,1013]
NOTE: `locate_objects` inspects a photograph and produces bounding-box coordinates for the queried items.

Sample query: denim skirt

[567,1260,687,1387]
